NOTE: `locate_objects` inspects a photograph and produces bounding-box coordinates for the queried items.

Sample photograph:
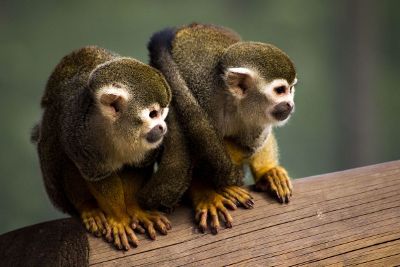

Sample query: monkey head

[88,57,171,165]
[221,42,297,128]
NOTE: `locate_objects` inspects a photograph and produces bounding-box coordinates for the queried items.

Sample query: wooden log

[1,161,399,266]
[88,160,400,266]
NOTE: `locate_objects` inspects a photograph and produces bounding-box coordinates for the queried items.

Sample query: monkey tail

[148,29,242,187]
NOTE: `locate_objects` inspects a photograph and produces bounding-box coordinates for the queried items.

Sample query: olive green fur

[148,23,296,195]
[148,24,243,189]
[32,45,175,214]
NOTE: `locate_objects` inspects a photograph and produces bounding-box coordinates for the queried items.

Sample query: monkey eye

[274,86,287,95]
[149,110,158,118]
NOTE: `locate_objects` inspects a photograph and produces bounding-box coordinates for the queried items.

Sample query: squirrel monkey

[32,46,188,250]
[148,23,297,233]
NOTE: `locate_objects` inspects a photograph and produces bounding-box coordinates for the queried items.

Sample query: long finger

[217,204,233,228]
[133,224,146,234]
[113,227,122,250]
[209,206,220,235]
[222,198,237,210]
[119,226,130,251]
[159,215,172,230]
[226,187,251,201]
[235,186,253,198]
[221,192,240,206]
[125,225,138,248]
[154,219,168,235]
[89,218,100,236]
[94,216,105,236]
[199,210,208,233]
[142,219,157,240]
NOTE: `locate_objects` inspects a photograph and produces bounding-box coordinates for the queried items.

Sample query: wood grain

[88,161,400,266]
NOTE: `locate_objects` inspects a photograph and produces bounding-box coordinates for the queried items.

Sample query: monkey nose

[272,102,293,121]
[146,124,167,143]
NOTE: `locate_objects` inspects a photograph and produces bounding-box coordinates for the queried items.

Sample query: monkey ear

[225,67,255,98]
[97,86,130,118]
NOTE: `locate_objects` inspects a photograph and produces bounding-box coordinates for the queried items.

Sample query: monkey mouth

[272,110,291,121]
[146,134,164,144]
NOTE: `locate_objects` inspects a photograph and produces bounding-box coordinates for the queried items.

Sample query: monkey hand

[127,206,172,240]
[104,214,139,251]
[192,188,238,234]
[218,185,254,209]
[81,206,110,237]
[255,166,293,203]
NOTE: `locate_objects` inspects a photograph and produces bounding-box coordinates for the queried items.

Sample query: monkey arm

[249,132,293,203]
[138,106,192,211]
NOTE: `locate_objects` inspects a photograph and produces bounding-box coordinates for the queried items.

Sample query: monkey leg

[189,179,239,234]
[120,168,172,240]
[87,173,138,251]
[62,161,109,237]
[250,132,293,203]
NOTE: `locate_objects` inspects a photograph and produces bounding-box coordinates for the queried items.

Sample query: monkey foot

[81,208,110,237]
[127,208,172,240]
[256,166,293,203]
[105,216,138,251]
[218,185,254,209]
[193,189,238,234]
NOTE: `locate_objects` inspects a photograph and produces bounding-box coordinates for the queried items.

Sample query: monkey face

[221,42,297,128]
[138,104,169,146]
[224,67,296,128]
[263,78,296,126]
[90,58,171,165]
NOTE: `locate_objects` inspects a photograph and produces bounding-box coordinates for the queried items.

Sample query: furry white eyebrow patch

[227,67,255,76]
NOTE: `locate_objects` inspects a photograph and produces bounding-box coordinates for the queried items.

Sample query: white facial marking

[97,84,131,102]
[139,104,169,147]
[262,78,294,107]
[227,67,255,76]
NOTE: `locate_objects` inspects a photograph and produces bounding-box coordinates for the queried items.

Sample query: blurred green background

[0,0,399,234]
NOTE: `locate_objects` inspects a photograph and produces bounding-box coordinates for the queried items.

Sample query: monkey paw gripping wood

[127,207,171,240]
[218,186,254,209]
[255,166,293,203]
[104,215,138,251]
[80,205,109,237]
[191,185,253,234]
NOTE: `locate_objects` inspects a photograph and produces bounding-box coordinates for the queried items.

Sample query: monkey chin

[143,136,164,149]
[270,114,292,128]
